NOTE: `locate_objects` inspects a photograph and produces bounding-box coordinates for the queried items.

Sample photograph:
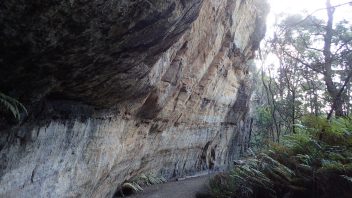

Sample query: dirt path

[129,174,213,198]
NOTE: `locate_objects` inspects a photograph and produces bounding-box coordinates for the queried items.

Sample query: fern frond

[121,182,143,192]
[0,92,27,121]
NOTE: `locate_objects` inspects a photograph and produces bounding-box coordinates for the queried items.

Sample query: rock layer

[0,0,268,197]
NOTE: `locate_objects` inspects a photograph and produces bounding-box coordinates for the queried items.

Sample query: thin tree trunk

[314,92,319,116]
[261,68,281,142]
[247,118,254,147]
[292,90,296,134]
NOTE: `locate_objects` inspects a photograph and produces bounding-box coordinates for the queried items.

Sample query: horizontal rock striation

[0,0,268,197]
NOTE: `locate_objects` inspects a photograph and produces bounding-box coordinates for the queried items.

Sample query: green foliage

[250,106,276,151]
[258,9,352,147]
[302,116,352,146]
[282,130,312,154]
[131,173,166,187]
[210,117,352,198]
[0,91,27,121]
[210,154,294,198]
[118,173,166,196]
[256,106,273,127]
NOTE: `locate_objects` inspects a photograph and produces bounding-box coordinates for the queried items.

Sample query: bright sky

[267,0,352,33]
[262,0,352,69]
[269,0,351,14]
[259,1,352,112]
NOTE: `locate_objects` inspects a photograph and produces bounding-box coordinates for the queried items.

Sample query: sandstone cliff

[0,0,268,197]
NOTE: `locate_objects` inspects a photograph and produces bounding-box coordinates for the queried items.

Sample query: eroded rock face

[0,0,268,197]
[0,0,204,107]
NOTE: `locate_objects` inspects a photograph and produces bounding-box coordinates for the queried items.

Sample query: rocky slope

[0,0,268,197]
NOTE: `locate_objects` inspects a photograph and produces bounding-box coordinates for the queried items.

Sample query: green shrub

[210,116,352,198]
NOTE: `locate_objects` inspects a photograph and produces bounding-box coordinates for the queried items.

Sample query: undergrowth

[209,116,352,198]
[0,91,27,121]
[115,173,166,197]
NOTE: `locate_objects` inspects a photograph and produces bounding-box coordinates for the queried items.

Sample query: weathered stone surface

[0,0,268,197]
[0,0,205,107]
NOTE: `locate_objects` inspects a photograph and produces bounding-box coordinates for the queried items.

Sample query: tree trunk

[292,90,296,134]
[314,92,319,116]
[323,0,345,118]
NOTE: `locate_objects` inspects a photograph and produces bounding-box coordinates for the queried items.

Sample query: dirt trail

[129,175,213,198]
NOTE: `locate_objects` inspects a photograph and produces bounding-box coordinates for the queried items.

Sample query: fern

[121,182,143,192]
[0,92,27,121]
[211,116,352,197]
[130,173,166,187]
[119,172,166,196]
